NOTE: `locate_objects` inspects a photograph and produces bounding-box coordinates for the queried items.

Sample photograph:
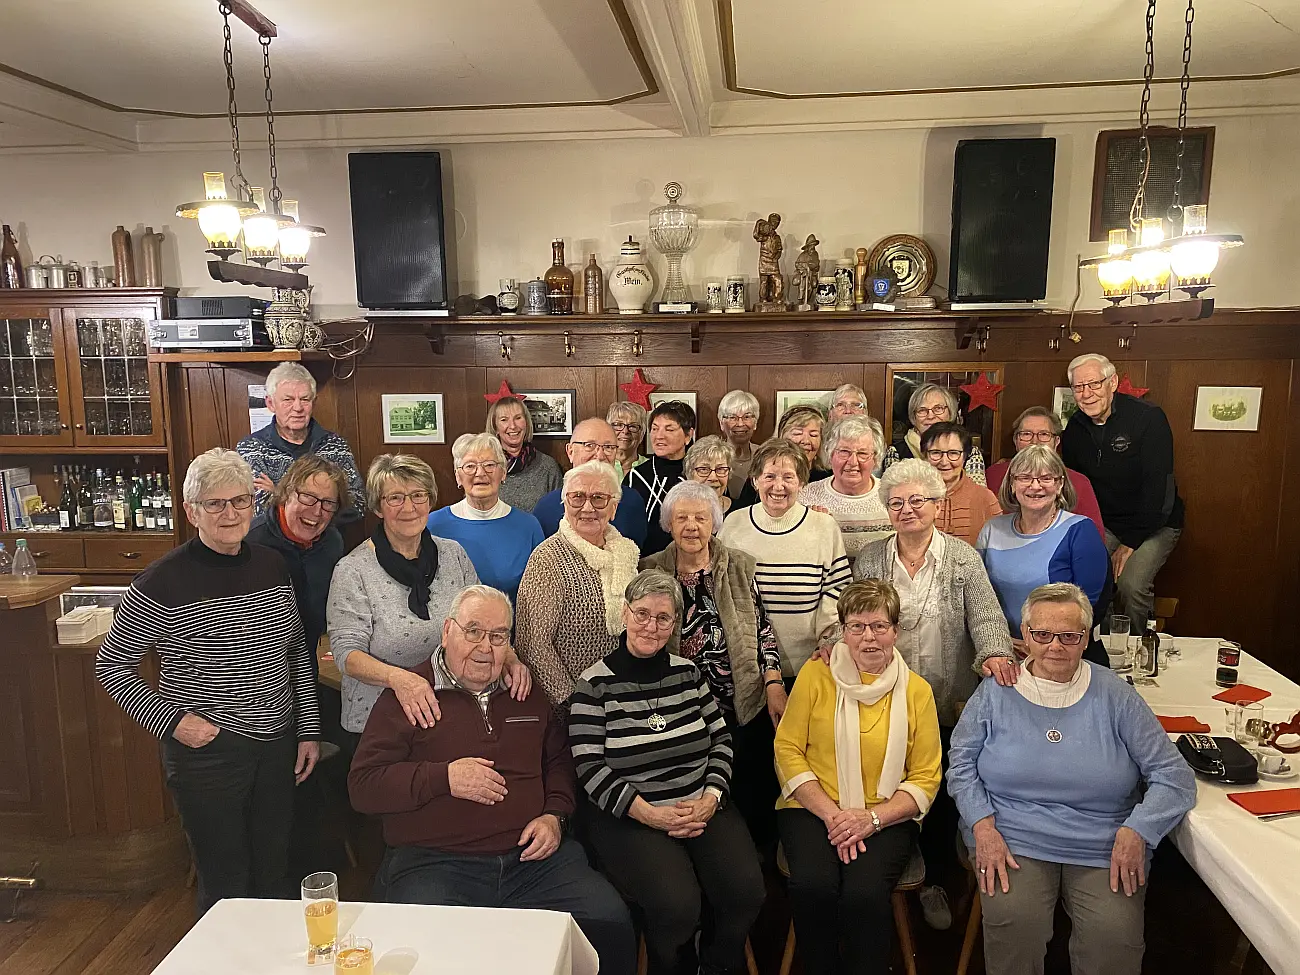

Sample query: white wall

[0,114,1295,320]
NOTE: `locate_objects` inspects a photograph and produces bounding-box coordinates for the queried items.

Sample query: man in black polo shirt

[1060,353,1183,631]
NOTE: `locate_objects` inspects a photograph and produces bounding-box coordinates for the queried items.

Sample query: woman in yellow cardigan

[774,578,942,975]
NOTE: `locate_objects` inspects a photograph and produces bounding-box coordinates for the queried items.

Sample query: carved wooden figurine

[794,234,821,311]
[754,213,785,312]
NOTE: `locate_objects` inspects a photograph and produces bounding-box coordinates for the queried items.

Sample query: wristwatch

[547,812,570,834]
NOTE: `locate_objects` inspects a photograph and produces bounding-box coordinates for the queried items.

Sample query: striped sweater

[569,640,733,816]
[718,503,852,677]
[96,537,321,742]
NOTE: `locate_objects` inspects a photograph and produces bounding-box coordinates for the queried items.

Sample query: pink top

[986,460,1106,540]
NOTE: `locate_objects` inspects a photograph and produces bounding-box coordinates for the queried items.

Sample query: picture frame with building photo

[382,393,446,444]
[1053,386,1080,425]
[1193,386,1263,431]
[775,390,833,417]
[517,389,576,438]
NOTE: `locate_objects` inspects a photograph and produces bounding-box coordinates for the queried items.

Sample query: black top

[624,455,686,556]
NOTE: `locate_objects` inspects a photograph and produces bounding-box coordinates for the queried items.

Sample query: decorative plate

[866,234,936,298]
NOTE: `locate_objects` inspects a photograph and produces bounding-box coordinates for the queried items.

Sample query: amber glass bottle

[544,238,574,315]
[1,225,23,289]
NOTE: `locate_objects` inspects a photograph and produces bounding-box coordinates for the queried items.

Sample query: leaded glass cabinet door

[0,308,74,447]
[63,308,166,447]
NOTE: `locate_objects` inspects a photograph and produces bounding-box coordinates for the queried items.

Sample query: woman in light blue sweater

[947,582,1195,975]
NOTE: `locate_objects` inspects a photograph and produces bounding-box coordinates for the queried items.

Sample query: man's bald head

[566,418,620,468]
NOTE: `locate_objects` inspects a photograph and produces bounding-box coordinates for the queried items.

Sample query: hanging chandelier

[1079,0,1242,314]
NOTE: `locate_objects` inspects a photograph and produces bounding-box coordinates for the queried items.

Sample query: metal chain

[1130,0,1158,233]
[260,35,282,211]
[219,3,250,201]
[1171,0,1195,217]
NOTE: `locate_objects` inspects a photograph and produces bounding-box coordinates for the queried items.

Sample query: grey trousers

[1104,527,1181,632]
[979,854,1146,975]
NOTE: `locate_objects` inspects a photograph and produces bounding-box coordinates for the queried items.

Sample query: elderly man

[349,584,634,974]
[986,406,1105,540]
[237,362,364,518]
[1060,354,1183,631]
[532,417,648,546]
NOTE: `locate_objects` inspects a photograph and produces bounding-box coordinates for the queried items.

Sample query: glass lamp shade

[278,224,313,263]
[1131,249,1171,288]
[1139,217,1165,248]
[196,203,243,246]
[242,213,281,252]
[1171,239,1220,280]
[1098,257,1133,291]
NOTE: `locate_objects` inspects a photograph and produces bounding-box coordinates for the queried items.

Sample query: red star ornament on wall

[619,368,658,409]
[959,373,1005,412]
[484,379,520,405]
[1116,374,1150,398]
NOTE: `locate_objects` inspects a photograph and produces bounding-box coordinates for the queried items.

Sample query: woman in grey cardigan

[852,458,1015,930]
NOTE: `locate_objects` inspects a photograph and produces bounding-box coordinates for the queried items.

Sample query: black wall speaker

[348,151,450,310]
[949,138,1056,303]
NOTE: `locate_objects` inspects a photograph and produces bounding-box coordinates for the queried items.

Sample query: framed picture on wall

[516,389,576,437]
[884,364,1003,457]
[382,394,446,444]
[1193,386,1263,431]
[776,390,834,417]
[1052,386,1080,425]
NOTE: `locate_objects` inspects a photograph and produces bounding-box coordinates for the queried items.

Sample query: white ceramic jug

[608,237,653,315]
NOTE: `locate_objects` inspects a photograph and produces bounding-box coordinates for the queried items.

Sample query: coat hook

[1118,325,1136,351]
[632,329,643,357]
[563,331,574,358]
[498,331,511,360]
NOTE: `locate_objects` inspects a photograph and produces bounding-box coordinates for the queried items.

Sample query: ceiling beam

[0,72,138,152]
[224,0,277,38]
[624,0,713,137]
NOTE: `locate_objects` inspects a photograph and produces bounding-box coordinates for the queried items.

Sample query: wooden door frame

[61,306,167,448]
[884,361,1006,454]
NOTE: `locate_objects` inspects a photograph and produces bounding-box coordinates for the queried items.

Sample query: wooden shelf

[0,530,176,541]
[0,445,170,455]
[148,349,331,364]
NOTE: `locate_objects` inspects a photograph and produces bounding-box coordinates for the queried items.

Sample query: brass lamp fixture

[277,200,327,273]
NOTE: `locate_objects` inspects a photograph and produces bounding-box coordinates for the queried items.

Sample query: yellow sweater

[774,659,942,815]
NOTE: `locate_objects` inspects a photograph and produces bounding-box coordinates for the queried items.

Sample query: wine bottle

[78,467,95,529]
[143,475,157,531]
[131,476,146,530]
[160,474,173,531]
[59,466,76,530]
[93,469,113,529]
[1,225,22,290]
[111,474,128,531]
[1140,619,1160,678]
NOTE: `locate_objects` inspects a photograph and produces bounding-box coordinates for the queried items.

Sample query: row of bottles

[56,465,173,532]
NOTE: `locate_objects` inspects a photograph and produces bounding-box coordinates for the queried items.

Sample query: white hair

[265,362,317,400]
[452,432,507,468]
[1067,353,1116,383]
[718,389,760,423]
[822,415,884,468]
[562,459,622,500]
[183,447,254,504]
[907,383,959,427]
[1022,582,1093,635]
[831,384,870,412]
[660,479,726,534]
[448,584,514,629]
[877,457,945,507]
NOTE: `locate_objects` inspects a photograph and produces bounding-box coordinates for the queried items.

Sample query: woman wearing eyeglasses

[427,433,544,604]
[328,454,531,743]
[976,446,1111,666]
[828,383,872,423]
[516,460,642,709]
[607,400,649,477]
[883,383,986,485]
[570,569,765,975]
[799,416,892,567]
[685,435,735,515]
[920,421,1002,547]
[778,404,833,483]
[718,390,760,500]
[948,583,1194,975]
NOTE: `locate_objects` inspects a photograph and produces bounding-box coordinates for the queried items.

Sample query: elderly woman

[799,415,892,566]
[427,432,544,603]
[922,421,1002,546]
[625,400,696,555]
[977,445,1110,665]
[570,569,765,975]
[721,438,852,680]
[775,580,941,975]
[97,448,320,915]
[778,404,831,482]
[828,383,871,423]
[718,389,760,499]
[489,395,563,512]
[328,454,528,742]
[884,382,985,484]
[948,583,1196,975]
[516,460,642,708]
[853,458,1014,928]
[607,399,649,477]
[685,435,735,515]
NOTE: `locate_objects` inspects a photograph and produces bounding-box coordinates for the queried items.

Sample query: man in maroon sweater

[348,585,633,975]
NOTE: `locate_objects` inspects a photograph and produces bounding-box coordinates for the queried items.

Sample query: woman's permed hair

[183,448,254,505]
[876,457,945,507]
[749,437,811,487]
[366,454,437,512]
[837,578,902,627]
[659,479,726,534]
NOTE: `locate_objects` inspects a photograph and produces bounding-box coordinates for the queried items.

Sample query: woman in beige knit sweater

[516,459,642,709]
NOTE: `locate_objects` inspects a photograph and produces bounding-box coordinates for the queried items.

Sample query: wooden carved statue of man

[794,234,820,310]
[754,213,785,310]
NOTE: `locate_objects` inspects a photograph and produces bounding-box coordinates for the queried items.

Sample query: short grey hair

[877,457,945,507]
[718,389,760,422]
[607,400,647,432]
[452,432,507,469]
[448,584,514,629]
[183,447,255,504]
[265,362,317,400]
[625,568,684,621]
[831,384,870,413]
[562,459,622,500]
[366,454,437,512]
[1012,406,1063,437]
[1022,582,1093,636]
[822,415,884,468]
[1067,353,1116,383]
[660,479,726,534]
[908,383,960,427]
[685,435,735,472]
[999,445,1077,513]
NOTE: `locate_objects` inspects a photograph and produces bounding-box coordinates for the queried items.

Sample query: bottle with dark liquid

[1138,619,1160,678]
[93,469,113,529]
[1,225,22,289]
[544,238,574,315]
[77,467,95,529]
[59,466,77,530]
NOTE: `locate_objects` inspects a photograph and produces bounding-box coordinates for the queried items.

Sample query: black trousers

[778,808,918,975]
[585,802,766,975]
[162,730,297,916]
[727,710,779,858]
[919,724,957,887]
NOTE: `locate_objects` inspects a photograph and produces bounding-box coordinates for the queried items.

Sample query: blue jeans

[1105,527,1181,632]
[379,838,635,975]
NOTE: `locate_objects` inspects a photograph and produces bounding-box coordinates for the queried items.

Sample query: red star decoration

[484,379,522,405]
[619,368,658,409]
[959,373,1005,412]
[1116,374,1149,398]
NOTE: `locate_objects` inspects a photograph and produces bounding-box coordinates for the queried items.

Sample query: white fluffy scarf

[830,641,911,810]
[557,519,640,636]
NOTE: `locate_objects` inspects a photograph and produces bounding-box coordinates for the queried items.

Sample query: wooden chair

[956,844,982,975]
[633,930,759,975]
[1153,596,1179,633]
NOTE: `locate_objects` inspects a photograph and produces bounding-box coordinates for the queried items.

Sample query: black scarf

[506,441,537,476]
[371,522,440,619]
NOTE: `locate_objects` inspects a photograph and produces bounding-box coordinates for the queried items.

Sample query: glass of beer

[334,936,374,975]
[302,871,339,954]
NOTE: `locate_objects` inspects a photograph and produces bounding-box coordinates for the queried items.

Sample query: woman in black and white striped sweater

[570,569,764,975]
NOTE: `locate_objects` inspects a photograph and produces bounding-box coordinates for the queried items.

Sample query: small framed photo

[776,389,833,417]
[517,389,576,437]
[382,393,446,444]
[1193,386,1263,431]
[1053,386,1079,425]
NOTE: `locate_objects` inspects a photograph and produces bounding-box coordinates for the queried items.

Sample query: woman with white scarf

[516,460,642,710]
[773,579,942,975]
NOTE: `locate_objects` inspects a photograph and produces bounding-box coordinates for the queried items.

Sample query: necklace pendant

[648,713,668,732]
[1046,729,1063,743]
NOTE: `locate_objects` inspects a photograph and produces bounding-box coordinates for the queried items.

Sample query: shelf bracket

[425,323,445,355]
[499,332,512,361]
[954,318,988,353]
[690,322,702,354]
[563,331,574,358]
[632,330,644,358]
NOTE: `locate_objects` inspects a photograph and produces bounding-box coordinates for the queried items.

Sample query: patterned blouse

[677,568,782,718]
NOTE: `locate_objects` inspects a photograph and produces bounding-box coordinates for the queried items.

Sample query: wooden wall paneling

[26,646,72,836]
[745,365,868,441]
[483,366,603,469]
[53,653,99,836]
[1275,361,1300,659]
[862,362,888,422]
[0,650,33,808]
[86,654,132,835]
[996,361,1057,463]
[613,365,732,440]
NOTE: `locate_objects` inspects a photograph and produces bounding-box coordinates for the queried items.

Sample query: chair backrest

[1153,596,1179,632]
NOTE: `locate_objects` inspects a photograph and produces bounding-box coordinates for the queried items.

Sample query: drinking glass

[334,936,374,975]
[302,871,339,953]
[1234,702,1265,745]
[1107,615,1131,672]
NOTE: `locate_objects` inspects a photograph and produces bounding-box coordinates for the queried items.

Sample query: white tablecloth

[151,899,599,975]
[1133,637,1300,975]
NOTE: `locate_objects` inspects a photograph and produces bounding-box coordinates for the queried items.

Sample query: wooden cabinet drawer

[84,536,174,571]
[0,533,85,569]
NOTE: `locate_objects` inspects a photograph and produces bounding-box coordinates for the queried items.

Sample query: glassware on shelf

[12,359,35,396]
[647,182,699,309]
[130,400,153,436]
[81,358,106,398]
[104,359,128,397]
[0,360,11,396]
[124,319,148,356]
[102,319,125,357]
[84,400,108,436]
[128,358,150,396]
[77,318,102,357]
[9,320,30,358]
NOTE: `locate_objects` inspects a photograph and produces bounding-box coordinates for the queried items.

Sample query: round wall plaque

[866,234,936,298]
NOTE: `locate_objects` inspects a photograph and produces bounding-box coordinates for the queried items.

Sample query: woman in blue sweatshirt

[947,582,1195,975]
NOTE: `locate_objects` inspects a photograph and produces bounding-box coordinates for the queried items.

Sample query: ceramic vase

[609,236,654,315]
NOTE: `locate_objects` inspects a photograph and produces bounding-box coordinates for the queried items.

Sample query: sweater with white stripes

[96,537,321,742]
[569,639,732,817]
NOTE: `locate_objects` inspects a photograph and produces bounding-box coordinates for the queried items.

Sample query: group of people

[93,353,1196,975]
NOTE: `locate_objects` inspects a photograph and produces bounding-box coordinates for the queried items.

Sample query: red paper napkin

[1157,715,1211,733]
[1211,684,1272,705]
[1227,788,1300,816]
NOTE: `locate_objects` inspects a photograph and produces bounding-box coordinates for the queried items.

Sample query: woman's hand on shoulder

[389,668,441,729]
[504,653,533,701]
[982,655,1020,686]
[972,816,1019,894]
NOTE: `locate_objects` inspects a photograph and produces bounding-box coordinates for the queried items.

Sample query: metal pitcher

[37,255,68,288]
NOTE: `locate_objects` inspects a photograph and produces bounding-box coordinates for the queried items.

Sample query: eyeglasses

[630,607,677,629]
[294,490,340,513]
[458,461,501,476]
[198,494,254,514]
[692,465,731,478]
[449,617,511,647]
[610,422,642,433]
[925,449,965,463]
[833,401,866,413]
[844,621,895,636]
[572,441,619,455]
[1014,430,1058,444]
[1027,628,1086,647]
[914,405,950,419]
[722,413,757,423]
[832,448,875,464]
[382,490,431,509]
[886,495,937,512]
[565,492,612,510]
[1011,473,1062,487]
[1071,379,1107,395]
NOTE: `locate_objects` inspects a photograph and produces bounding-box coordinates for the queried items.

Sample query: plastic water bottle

[12,538,37,577]
[0,542,10,573]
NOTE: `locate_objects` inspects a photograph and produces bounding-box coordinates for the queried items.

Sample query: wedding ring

[980,867,987,873]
